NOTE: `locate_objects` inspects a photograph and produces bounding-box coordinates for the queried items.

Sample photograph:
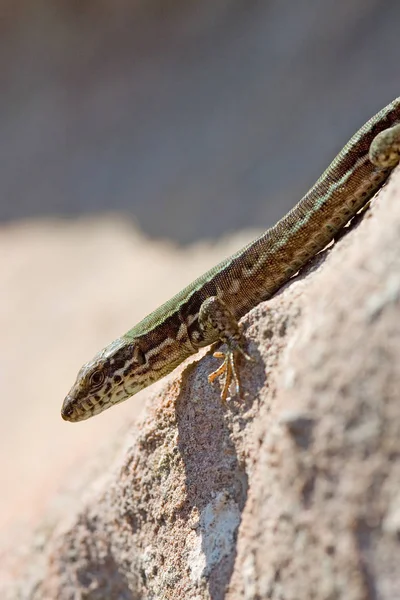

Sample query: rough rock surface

[3,169,400,599]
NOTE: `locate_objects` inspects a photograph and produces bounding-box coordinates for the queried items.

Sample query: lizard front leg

[198,296,252,401]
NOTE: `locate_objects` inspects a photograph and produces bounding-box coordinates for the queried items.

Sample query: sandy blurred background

[1,0,400,550]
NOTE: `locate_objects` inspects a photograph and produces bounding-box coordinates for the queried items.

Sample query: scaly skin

[62,98,400,422]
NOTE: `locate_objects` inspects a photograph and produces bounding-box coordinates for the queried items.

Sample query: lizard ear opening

[133,345,146,365]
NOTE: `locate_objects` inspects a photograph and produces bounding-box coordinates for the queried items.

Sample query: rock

[2,169,400,599]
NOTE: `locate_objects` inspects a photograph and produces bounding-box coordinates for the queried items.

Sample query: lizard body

[62,98,400,422]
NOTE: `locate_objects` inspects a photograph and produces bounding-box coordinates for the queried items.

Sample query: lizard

[62,98,400,422]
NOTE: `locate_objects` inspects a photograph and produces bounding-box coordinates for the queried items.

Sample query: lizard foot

[208,344,253,401]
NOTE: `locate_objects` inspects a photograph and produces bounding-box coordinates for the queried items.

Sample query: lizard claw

[208,346,251,401]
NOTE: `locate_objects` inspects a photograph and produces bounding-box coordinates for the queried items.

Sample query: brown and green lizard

[62,98,400,422]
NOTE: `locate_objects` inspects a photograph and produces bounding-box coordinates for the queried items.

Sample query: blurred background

[1,0,400,557]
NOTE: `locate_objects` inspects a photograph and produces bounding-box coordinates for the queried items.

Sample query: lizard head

[61,337,147,422]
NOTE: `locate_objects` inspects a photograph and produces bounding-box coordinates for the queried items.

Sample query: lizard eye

[90,370,105,388]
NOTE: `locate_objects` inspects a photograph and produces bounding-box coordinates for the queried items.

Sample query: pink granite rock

[3,169,400,599]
